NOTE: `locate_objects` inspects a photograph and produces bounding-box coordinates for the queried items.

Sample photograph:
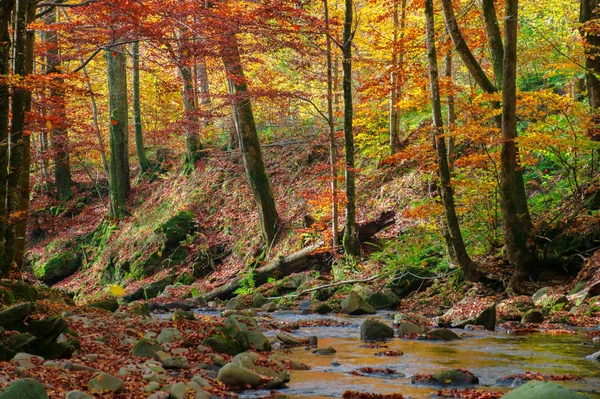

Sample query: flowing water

[227,311,600,399]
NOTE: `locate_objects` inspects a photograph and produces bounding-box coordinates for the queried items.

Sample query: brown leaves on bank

[342,391,404,399]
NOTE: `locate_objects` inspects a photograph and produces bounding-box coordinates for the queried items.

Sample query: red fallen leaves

[499,371,583,383]
[342,391,405,399]
[360,343,388,348]
[350,367,398,376]
[375,350,403,357]
[437,389,503,398]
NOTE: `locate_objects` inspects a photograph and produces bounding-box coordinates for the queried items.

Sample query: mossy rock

[502,381,589,399]
[175,272,195,286]
[88,298,119,312]
[0,280,37,304]
[386,267,434,298]
[158,211,196,247]
[0,379,49,399]
[203,326,250,356]
[33,251,82,286]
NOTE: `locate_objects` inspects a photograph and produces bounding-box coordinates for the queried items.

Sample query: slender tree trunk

[106,44,131,219]
[341,0,358,256]
[389,0,407,154]
[44,7,73,200]
[442,0,533,284]
[445,52,456,172]
[221,33,279,245]
[580,0,600,111]
[502,0,534,289]
[324,0,339,250]
[425,0,484,282]
[0,0,15,278]
[60,9,109,182]
[197,55,211,110]
[481,0,504,88]
[179,27,201,171]
[4,0,35,273]
[132,41,150,174]
[440,0,497,94]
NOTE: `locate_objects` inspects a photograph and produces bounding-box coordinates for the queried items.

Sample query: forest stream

[177,311,600,399]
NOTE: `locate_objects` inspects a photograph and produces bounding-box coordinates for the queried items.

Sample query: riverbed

[231,311,600,399]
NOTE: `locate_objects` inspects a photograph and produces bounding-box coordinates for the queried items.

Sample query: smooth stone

[66,391,94,399]
[276,332,301,346]
[148,392,170,399]
[216,363,262,388]
[312,346,336,355]
[0,379,49,399]
[340,291,376,315]
[144,381,160,392]
[157,328,182,345]
[87,372,123,392]
[162,356,190,369]
[502,381,589,398]
[360,318,394,341]
[425,328,461,341]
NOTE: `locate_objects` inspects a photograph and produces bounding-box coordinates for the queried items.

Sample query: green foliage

[234,269,256,296]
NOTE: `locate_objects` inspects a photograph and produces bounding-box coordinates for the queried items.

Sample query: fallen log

[203,211,396,301]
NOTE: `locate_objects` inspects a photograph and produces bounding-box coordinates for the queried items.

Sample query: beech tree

[221,31,280,246]
[424,0,487,282]
[44,7,73,200]
[441,0,534,286]
[106,43,131,219]
[580,0,600,113]
[0,0,14,278]
[132,41,150,174]
[341,0,359,256]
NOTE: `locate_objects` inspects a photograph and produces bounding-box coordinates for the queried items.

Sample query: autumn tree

[341,0,359,256]
[441,0,534,286]
[0,0,14,278]
[424,0,487,282]
[106,43,131,219]
[132,41,151,174]
[3,0,36,274]
[580,0,600,114]
[221,31,280,246]
[43,7,73,200]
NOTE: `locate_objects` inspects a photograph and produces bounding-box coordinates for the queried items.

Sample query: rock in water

[521,309,544,324]
[340,291,376,315]
[0,379,49,399]
[397,321,425,337]
[217,363,262,388]
[424,328,461,341]
[360,318,394,341]
[501,381,589,399]
[225,315,271,352]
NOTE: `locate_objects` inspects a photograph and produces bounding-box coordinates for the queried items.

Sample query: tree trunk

[106,44,131,219]
[0,0,14,278]
[481,0,504,88]
[580,0,600,111]
[389,0,407,154]
[342,0,359,256]
[440,0,497,94]
[324,0,339,250]
[502,0,535,289]
[132,41,150,174]
[4,0,35,274]
[445,52,456,172]
[425,0,484,282]
[179,27,201,171]
[44,7,73,200]
[221,33,279,245]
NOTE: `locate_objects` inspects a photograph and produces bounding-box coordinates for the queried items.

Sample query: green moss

[157,210,196,247]
[33,251,82,285]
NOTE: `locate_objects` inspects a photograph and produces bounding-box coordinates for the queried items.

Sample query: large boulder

[132,339,160,358]
[412,369,478,386]
[424,328,461,341]
[340,291,376,315]
[501,381,589,399]
[33,251,81,286]
[360,319,394,341]
[0,379,49,399]
[217,363,262,388]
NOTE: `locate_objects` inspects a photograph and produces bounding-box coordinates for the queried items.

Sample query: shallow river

[230,311,600,399]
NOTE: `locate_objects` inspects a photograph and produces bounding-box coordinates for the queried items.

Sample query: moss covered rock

[158,211,196,247]
[33,251,81,286]
[502,381,589,399]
